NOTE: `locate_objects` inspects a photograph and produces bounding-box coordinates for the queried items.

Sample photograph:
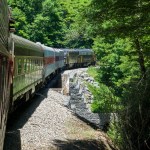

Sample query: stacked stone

[68,72,110,129]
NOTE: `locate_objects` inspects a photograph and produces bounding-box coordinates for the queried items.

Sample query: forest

[8,0,150,149]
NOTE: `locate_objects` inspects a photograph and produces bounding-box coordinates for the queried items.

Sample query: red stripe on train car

[44,57,55,65]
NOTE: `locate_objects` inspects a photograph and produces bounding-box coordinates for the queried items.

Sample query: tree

[8,0,44,38]
[85,0,150,78]
[81,1,150,149]
[60,0,93,48]
[8,0,67,47]
[28,0,67,47]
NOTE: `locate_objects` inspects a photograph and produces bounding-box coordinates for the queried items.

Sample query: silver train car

[11,34,44,109]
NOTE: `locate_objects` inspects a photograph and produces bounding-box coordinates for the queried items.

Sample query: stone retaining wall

[67,71,112,130]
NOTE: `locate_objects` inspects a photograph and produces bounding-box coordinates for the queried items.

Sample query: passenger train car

[62,49,79,68]
[0,0,13,149]
[11,34,44,110]
[36,43,64,82]
[76,49,96,66]
[62,48,96,68]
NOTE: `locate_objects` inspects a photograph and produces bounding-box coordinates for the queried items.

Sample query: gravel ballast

[4,68,117,150]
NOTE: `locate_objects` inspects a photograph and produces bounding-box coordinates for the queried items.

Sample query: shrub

[88,83,121,113]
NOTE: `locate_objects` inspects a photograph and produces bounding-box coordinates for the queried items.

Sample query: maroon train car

[0,0,13,149]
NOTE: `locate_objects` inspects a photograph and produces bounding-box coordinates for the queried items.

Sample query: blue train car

[42,45,55,79]
[57,48,64,69]
[54,48,64,72]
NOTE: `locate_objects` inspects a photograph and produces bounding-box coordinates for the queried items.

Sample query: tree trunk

[134,38,146,79]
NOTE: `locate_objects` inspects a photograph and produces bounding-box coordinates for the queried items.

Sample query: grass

[87,66,98,81]
[64,117,117,150]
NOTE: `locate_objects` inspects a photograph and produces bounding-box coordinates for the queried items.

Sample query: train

[0,1,96,149]
[11,35,96,110]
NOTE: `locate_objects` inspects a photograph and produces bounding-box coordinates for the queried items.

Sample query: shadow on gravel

[4,74,62,150]
[53,139,116,150]
[4,129,21,150]
[4,91,46,150]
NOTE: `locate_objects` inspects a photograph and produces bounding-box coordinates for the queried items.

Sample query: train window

[38,59,40,67]
[31,59,33,71]
[40,59,42,67]
[29,59,31,72]
[33,59,36,71]
[26,58,29,73]
[34,59,36,70]
[38,59,40,66]
[24,58,27,73]
[30,59,32,71]
[32,59,34,71]
[41,59,43,68]
[17,59,22,74]
[35,59,37,70]
[19,59,21,74]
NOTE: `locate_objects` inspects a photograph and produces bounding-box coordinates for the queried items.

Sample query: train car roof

[75,49,94,55]
[61,48,79,55]
[56,49,64,55]
[61,48,93,52]
[60,48,78,52]
[54,48,60,52]
[12,34,43,56]
[75,49,93,52]
[37,43,55,52]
